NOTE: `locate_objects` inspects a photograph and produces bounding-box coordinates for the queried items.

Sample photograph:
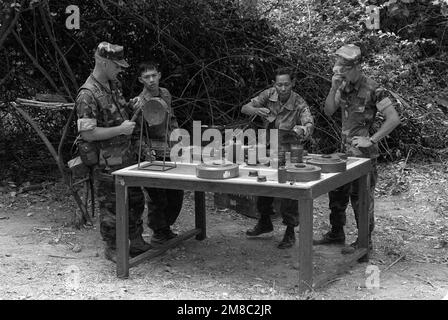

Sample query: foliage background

[1,0,448,184]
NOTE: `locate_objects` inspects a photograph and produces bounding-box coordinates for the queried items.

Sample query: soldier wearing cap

[75,42,151,262]
[241,67,314,249]
[313,44,401,254]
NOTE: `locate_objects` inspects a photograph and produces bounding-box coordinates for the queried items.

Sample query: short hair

[138,61,160,75]
[274,67,295,80]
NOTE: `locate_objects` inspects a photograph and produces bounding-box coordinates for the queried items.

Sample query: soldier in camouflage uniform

[76,42,151,262]
[241,67,314,249]
[132,61,184,246]
[313,44,401,254]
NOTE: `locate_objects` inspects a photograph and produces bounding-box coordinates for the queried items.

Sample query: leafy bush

[1,0,447,183]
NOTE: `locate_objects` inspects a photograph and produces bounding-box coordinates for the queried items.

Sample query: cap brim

[114,59,129,68]
[335,57,355,67]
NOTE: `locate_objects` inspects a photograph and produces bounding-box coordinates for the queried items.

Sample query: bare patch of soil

[0,162,447,300]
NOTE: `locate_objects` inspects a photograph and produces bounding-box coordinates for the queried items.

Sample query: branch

[0,1,22,50]
[104,0,200,63]
[20,19,74,99]
[11,29,62,94]
[38,3,78,94]
[0,0,43,50]
[11,102,92,227]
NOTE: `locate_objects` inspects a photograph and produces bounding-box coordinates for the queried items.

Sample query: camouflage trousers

[328,159,378,234]
[146,188,184,232]
[257,197,299,227]
[95,168,145,247]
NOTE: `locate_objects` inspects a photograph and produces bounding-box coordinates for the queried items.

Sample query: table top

[112,156,371,199]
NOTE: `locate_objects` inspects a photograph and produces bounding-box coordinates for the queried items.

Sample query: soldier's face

[274,74,293,100]
[344,66,360,83]
[333,60,360,83]
[106,61,123,81]
[139,69,161,90]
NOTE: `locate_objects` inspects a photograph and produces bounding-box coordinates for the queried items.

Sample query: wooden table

[112,157,371,293]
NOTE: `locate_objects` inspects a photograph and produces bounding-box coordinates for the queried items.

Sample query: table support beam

[298,198,313,293]
[116,178,129,278]
[130,229,201,267]
[357,174,370,262]
[195,191,206,240]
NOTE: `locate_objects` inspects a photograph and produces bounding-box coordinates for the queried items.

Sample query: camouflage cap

[335,44,361,66]
[95,41,129,68]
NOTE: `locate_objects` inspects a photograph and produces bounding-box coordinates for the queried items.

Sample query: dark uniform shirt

[76,74,134,167]
[76,75,130,131]
[249,87,314,130]
[336,75,398,158]
[247,87,314,145]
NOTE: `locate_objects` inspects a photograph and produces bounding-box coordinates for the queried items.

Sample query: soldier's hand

[293,125,305,138]
[255,108,270,118]
[331,74,344,91]
[129,96,142,110]
[351,136,372,148]
[293,125,311,139]
[120,120,136,135]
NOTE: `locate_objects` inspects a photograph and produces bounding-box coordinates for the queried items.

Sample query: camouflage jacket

[75,74,135,167]
[248,87,314,131]
[335,75,399,158]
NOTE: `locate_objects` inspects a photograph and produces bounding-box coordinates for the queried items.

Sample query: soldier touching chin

[313,44,401,254]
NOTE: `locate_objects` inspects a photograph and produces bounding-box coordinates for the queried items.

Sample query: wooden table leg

[357,173,370,262]
[195,191,206,240]
[298,198,313,293]
[116,176,129,278]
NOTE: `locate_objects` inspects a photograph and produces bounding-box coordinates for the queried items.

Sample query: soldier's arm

[369,90,401,144]
[76,90,135,142]
[241,89,271,117]
[294,98,314,138]
[324,88,341,117]
[324,75,344,116]
[81,124,135,142]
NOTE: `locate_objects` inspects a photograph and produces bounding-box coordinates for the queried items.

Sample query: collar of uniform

[140,87,155,100]
[342,74,364,94]
[268,88,296,110]
[89,74,112,93]
[140,87,165,102]
[352,74,365,92]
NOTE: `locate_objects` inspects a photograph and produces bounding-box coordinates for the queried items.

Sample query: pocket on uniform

[78,141,99,166]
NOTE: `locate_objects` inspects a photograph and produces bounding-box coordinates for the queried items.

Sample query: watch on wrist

[369,137,377,144]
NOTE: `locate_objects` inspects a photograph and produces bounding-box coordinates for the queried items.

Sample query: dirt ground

[0,162,447,300]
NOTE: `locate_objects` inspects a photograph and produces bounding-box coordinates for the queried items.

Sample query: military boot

[277,226,296,249]
[341,237,373,255]
[246,216,273,236]
[130,234,152,257]
[150,229,170,246]
[313,227,345,245]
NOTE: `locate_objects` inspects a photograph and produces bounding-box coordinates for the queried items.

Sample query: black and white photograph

[0,0,447,303]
